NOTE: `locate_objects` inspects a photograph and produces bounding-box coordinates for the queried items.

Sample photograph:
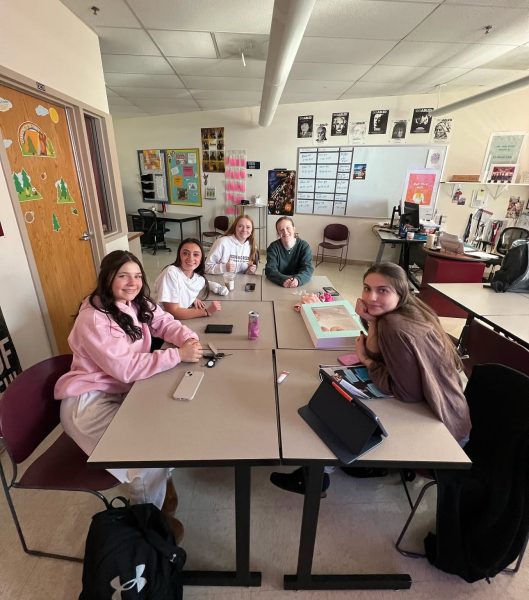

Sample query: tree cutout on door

[55,178,75,203]
[18,121,56,157]
[71,207,79,216]
[52,213,60,232]
[12,169,42,201]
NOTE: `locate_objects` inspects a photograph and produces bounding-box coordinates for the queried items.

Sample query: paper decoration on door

[268,170,296,216]
[201,128,225,173]
[369,110,388,135]
[52,213,61,232]
[49,107,59,123]
[3,139,13,148]
[55,178,75,203]
[24,211,35,224]
[18,121,56,157]
[410,108,433,134]
[71,207,79,216]
[35,105,49,116]
[0,97,13,112]
[166,148,202,206]
[0,306,22,393]
[12,169,42,201]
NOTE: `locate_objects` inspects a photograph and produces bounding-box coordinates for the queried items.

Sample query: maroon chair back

[0,355,72,464]
[214,215,229,232]
[324,223,349,242]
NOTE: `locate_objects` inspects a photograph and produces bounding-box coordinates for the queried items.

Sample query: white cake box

[300,300,366,349]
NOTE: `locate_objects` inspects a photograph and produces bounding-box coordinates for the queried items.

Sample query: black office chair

[137,209,171,255]
[395,364,529,579]
[487,227,529,279]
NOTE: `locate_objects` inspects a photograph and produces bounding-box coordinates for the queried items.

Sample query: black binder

[298,378,387,464]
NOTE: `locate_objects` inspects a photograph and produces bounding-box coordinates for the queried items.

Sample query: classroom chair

[137,208,171,255]
[395,364,529,577]
[487,227,529,279]
[315,223,350,271]
[0,355,120,562]
[202,215,229,247]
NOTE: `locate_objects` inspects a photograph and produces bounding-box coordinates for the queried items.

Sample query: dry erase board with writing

[295,145,447,218]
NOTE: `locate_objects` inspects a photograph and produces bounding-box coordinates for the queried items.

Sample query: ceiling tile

[109,106,149,117]
[295,38,396,64]
[481,45,529,69]
[407,5,529,45]
[130,99,201,112]
[283,79,353,94]
[444,0,529,6]
[127,0,274,33]
[60,0,141,28]
[107,96,138,107]
[106,87,193,99]
[149,30,217,58]
[444,68,529,86]
[306,0,436,40]
[196,99,259,110]
[215,33,269,60]
[379,41,517,69]
[167,57,265,78]
[182,76,263,91]
[189,89,262,101]
[104,73,184,88]
[340,81,434,98]
[359,65,469,86]
[290,62,371,81]
[94,27,161,55]
[102,54,174,74]
[279,90,346,103]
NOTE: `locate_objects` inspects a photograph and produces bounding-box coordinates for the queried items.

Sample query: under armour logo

[110,564,147,599]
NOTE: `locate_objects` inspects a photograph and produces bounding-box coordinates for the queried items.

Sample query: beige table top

[273,301,356,350]
[190,300,276,350]
[261,275,333,301]
[429,283,529,316]
[207,273,262,301]
[275,349,471,468]
[483,315,529,347]
[88,350,279,467]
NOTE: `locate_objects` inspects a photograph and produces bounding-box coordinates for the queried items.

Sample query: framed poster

[268,169,296,215]
[201,128,225,173]
[402,169,440,207]
[481,132,525,183]
[165,148,202,207]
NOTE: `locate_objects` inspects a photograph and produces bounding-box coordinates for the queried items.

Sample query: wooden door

[0,84,97,354]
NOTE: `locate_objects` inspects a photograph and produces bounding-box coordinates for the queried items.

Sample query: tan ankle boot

[166,515,184,545]
[161,478,178,515]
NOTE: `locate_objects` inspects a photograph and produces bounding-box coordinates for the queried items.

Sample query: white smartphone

[173,370,204,401]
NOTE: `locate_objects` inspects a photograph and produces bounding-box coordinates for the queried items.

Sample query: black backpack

[80,499,186,600]
[491,240,529,292]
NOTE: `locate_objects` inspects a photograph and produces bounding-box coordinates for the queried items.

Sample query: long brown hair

[363,262,462,371]
[225,214,258,263]
[166,237,210,300]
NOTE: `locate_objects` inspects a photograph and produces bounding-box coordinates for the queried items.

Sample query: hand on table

[207,301,222,315]
[247,263,257,274]
[193,299,206,310]
[179,339,203,363]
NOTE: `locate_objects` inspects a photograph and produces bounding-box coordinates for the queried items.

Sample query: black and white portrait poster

[390,120,407,142]
[410,108,433,134]
[331,112,349,136]
[297,115,313,138]
[431,117,453,142]
[349,121,367,143]
[369,110,389,134]
[314,123,329,145]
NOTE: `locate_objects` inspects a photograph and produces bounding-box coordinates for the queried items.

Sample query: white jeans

[60,391,170,509]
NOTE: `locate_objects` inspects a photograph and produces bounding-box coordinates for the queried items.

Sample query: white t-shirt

[154,266,205,309]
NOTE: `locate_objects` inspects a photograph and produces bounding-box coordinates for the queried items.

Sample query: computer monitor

[402,202,420,229]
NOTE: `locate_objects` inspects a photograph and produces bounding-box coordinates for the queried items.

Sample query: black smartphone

[323,286,339,296]
[205,324,233,334]
[245,282,256,292]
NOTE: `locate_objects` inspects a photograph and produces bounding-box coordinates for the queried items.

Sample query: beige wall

[0,0,108,367]
[114,88,529,263]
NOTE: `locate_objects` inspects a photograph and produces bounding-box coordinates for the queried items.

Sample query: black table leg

[182,465,261,587]
[197,216,202,241]
[284,464,412,591]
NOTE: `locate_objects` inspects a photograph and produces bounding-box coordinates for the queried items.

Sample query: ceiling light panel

[215,33,269,60]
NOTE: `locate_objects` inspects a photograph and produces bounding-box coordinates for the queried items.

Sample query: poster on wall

[165,148,202,206]
[410,108,433,134]
[201,127,225,173]
[390,120,407,142]
[349,121,366,144]
[314,123,329,145]
[297,115,313,138]
[431,117,452,142]
[402,169,439,207]
[331,112,349,136]
[485,164,516,184]
[268,169,296,215]
[505,196,524,219]
[369,110,388,134]
[0,306,22,393]
[481,132,525,183]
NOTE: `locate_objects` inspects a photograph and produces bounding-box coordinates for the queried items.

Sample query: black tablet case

[298,378,387,464]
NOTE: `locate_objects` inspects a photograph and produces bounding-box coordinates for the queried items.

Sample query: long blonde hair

[364,262,462,371]
[225,214,258,263]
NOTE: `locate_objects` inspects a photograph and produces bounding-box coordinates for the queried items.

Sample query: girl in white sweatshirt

[205,215,258,274]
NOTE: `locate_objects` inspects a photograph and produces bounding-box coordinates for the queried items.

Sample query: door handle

[80,231,93,241]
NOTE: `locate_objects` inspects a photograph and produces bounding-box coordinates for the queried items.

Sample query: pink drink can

[248,311,260,340]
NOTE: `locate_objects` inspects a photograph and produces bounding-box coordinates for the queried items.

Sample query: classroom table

[275,349,471,591]
[479,315,529,350]
[273,300,355,350]
[192,300,276,349]
[88,349,280,588]
[207,273,262,301]
[261,275,333,301]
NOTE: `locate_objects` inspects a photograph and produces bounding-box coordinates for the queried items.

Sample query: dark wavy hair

[89,250,154,342]
[363,262,462,371]
[168,238,209,301]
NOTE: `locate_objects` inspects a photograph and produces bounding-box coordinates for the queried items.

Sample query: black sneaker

[270,467,330,497]
[341,466,388,478]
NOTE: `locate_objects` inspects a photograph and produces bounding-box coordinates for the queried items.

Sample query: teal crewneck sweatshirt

[265,238,314,286]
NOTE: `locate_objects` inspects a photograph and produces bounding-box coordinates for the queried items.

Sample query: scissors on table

[203,342,232,368]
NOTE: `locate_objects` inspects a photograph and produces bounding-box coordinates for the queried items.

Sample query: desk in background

[372,227,425,283]
[128,212,202,242]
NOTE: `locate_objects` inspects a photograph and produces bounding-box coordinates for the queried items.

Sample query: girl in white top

[154,238,228,320]
[205,215,258,274]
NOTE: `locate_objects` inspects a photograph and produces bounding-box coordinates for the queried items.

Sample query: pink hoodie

[54,298,198,398]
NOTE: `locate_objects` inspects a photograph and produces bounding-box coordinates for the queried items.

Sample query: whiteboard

[295,145,447,218]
